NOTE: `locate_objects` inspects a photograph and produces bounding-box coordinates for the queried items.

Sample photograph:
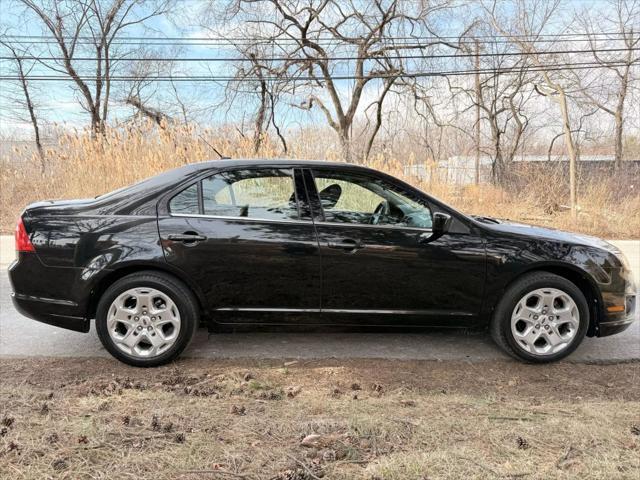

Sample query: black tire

[490,272,589,363]
[96,271,199,367]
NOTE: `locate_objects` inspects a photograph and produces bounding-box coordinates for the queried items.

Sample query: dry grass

[1,122,639,237]
[1,358,639,480]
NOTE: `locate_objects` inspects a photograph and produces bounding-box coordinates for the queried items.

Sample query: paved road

[1,239,638,363]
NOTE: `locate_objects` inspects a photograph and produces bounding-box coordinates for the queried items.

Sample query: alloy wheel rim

[510,287,580,356]
[107,287,181,358]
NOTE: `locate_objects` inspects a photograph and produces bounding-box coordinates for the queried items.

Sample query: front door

[158,167,321,321]
[305,168,486,326]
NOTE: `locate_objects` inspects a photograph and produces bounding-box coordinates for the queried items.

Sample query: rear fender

[84,261,209,322]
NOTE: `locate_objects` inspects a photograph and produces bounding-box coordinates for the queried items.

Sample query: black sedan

[9,160,636,366]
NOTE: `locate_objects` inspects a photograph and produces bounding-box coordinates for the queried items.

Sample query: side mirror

[432,212,452,235]
[419,212,452,243]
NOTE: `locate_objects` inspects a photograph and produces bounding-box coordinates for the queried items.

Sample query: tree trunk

[90,109,102,138]
[488,116,504,185]
[613,107,624,171]
[613,69,628,171]
[558,91,578,219]
[493,150,505,185]
[253,78,268,154]
[16,57,45,172]
[339,129,352,163]
[474,40,481,185]
[364,79,395,161]
[102,45,111,128]
[268,91,287,154]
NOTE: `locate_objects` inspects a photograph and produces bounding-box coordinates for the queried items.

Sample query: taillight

[15,217,35,252]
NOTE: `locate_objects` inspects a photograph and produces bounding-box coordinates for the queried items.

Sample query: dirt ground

[1,357,638,480]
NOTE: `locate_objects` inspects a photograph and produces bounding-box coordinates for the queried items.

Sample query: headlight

[613,249,631,271]
[599,241,631,271]
[613,250,635,287]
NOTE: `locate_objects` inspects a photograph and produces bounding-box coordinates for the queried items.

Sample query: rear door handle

[168,233,207,243]
[327,238,365,251]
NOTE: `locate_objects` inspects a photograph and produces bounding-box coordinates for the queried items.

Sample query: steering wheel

[370,200,390,225]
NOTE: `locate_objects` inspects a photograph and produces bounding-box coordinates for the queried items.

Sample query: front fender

[480,238,608,325]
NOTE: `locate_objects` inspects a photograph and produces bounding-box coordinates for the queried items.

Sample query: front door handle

[327,238,365,252]
[168,233,207,243]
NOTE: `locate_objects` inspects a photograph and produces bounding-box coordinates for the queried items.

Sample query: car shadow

[184,321,639,363]
[186,324,509,361]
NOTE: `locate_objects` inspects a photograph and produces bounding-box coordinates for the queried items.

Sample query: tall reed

[2,121,638,238]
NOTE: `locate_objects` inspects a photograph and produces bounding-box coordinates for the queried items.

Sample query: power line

[2,47,637,63]
[0,61,629,83]
[0,34,632,47]
[1,31,628,42]
[0,39,628,47]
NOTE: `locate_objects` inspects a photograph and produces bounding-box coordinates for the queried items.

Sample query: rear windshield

[94,165,193,199]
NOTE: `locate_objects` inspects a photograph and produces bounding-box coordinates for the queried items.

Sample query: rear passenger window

[169,183,199,214]
[202,169,299,221]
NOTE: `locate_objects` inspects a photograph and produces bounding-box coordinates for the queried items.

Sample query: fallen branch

[118,432,175,443]
[488,416,534,422]
[179,469,252,479]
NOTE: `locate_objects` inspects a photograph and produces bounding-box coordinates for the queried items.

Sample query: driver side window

[312,170,432,229]
[314,177,383,219]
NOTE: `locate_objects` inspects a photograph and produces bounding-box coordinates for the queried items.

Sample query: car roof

[101,159,379,205]
[183,158,374,172]
[102,159,382,206]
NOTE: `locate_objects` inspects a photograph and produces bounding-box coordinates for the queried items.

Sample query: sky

[0,0,633,141]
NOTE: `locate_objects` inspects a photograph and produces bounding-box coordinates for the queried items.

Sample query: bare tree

[17,0,172,136]
[219,49,289,154]
[402,77,472,169]
[484,0,581,218]
[249,53,269,153]
[473,38,481,185]
[363,75,397,160]
[0,37,45,170]
[447,27,533,185]
[208,0,459,162]
[188,2,291,156]
[574,0,640,170]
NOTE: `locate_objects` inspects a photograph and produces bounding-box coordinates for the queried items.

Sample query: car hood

[473,216,616,251]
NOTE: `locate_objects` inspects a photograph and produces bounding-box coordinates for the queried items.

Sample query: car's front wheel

[491,272,589,362]
[96,271,199,367]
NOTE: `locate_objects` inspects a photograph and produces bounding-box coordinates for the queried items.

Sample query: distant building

[404,154,622,185]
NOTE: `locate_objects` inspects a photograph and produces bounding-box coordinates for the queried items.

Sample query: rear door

[305,168,486,326]
[157,167,321,321]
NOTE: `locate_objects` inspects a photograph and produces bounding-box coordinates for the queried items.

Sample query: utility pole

[535,82,578,220]
[474,39,481,185]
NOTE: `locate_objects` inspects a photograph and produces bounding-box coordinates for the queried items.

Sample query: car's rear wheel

[96,271,199,367]
[490,272,589,362]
